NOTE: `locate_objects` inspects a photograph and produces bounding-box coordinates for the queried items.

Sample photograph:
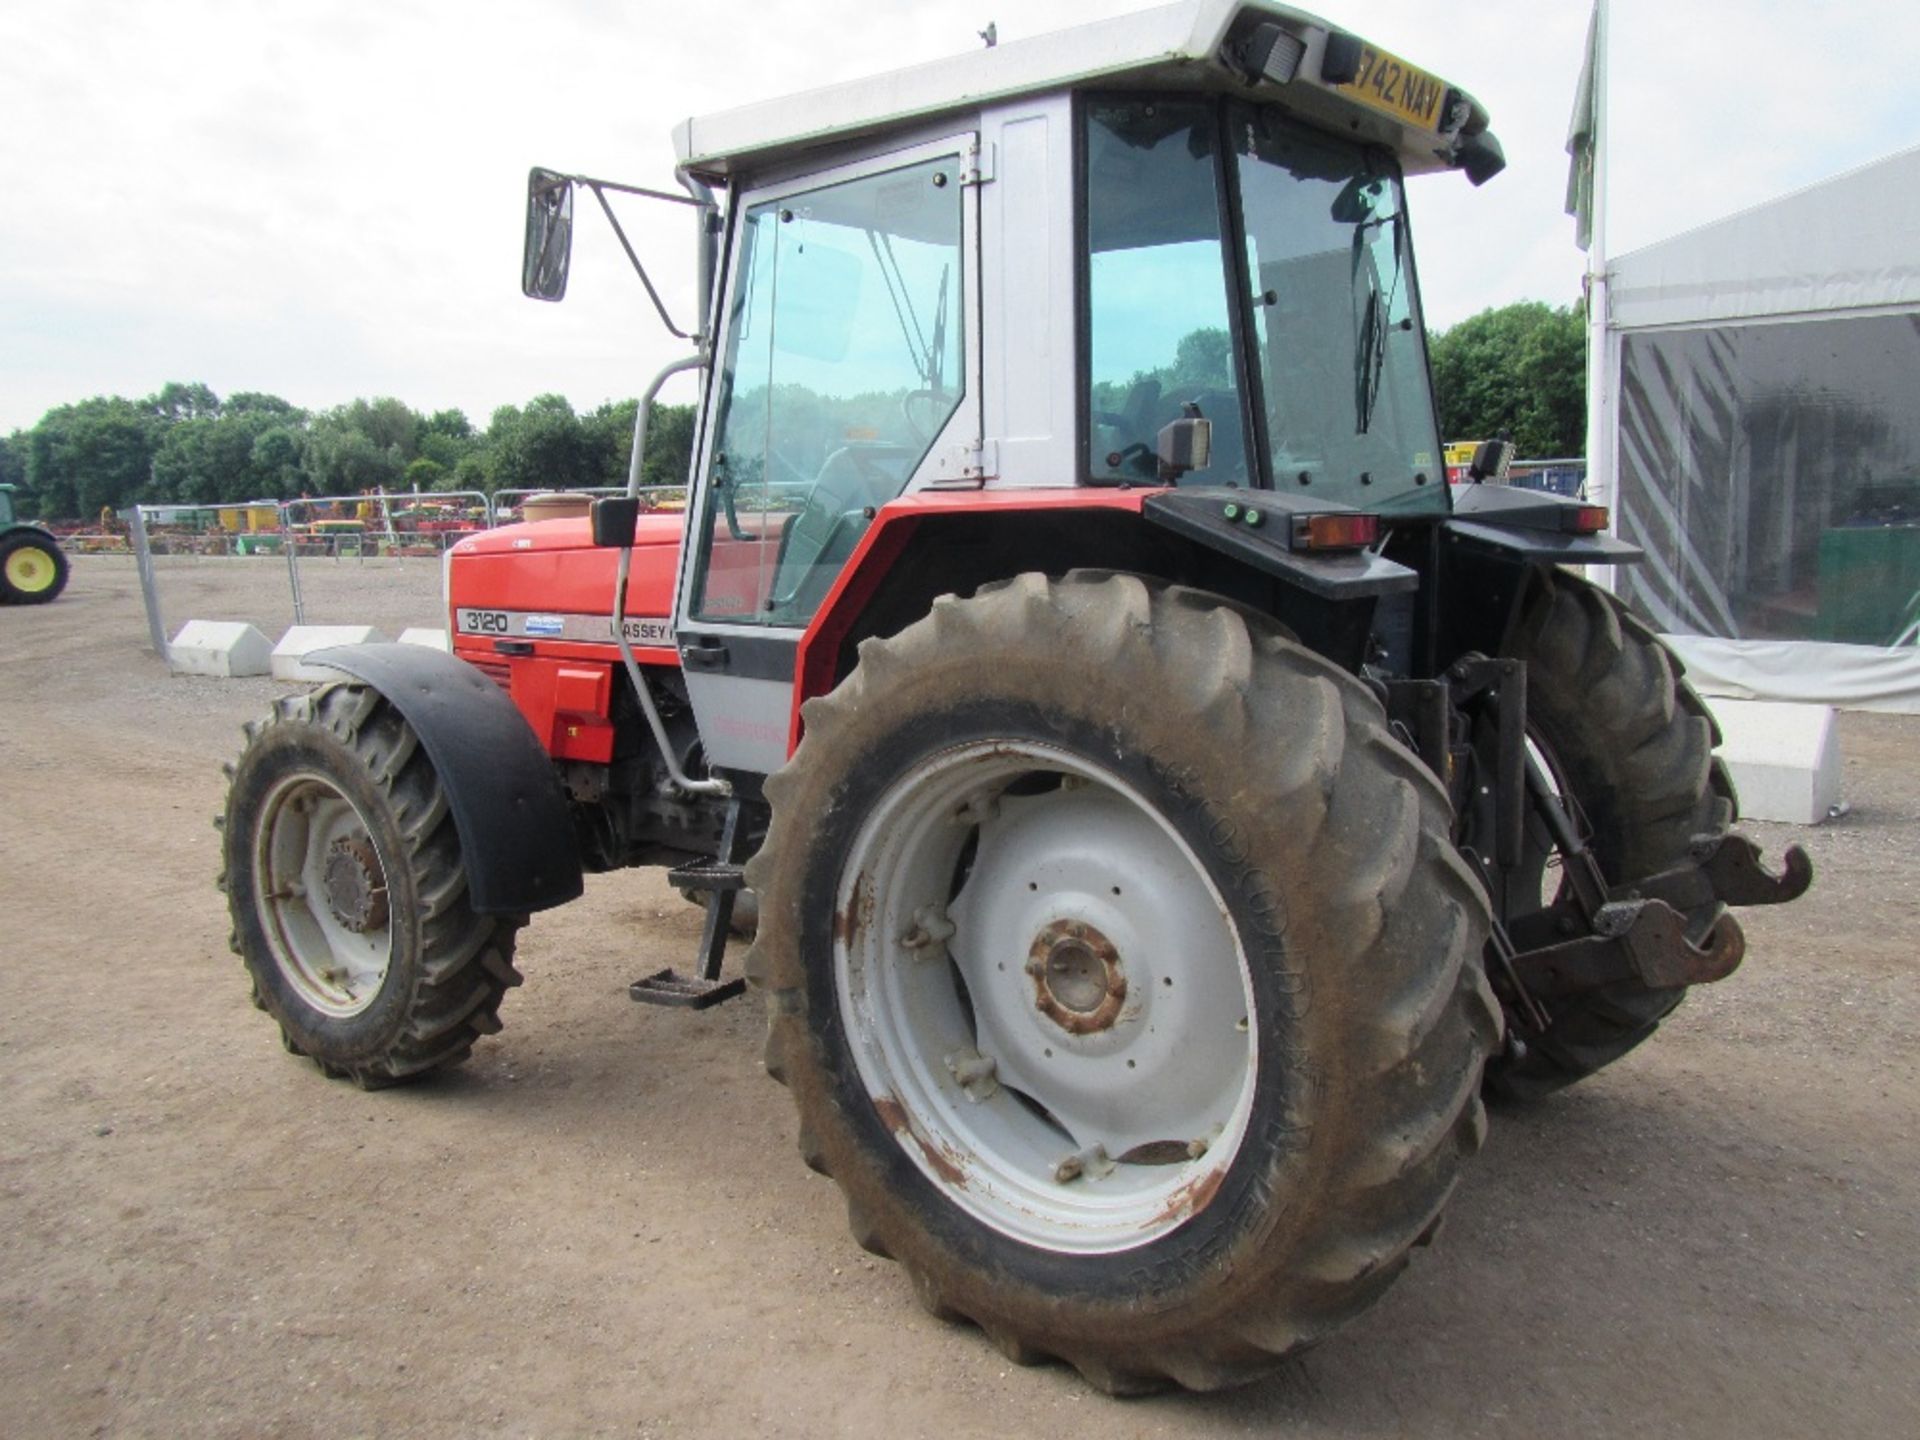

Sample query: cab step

[635,801,753,1012]
[666,859,747,893]
[629,968,747,1010]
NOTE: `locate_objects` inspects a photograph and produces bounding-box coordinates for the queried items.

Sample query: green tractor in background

[0,484,71,605]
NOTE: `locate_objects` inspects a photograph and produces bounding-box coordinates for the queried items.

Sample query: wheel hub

[323,834,389,933]
[1026,919,1126,1033]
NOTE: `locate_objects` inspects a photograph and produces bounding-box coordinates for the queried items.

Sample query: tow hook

[1692,832,1814,907]
[1508,897,1745,1000]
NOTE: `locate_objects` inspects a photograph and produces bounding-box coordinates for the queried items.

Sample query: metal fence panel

[98,487,698,662]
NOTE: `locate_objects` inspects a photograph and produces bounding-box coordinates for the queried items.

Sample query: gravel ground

[1,555,1915,1438]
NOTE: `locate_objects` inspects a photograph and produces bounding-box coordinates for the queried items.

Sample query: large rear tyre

[220,682,524,1088]
[746,572,1498,1393]
[1483,571,1735,1101]
[0,531,69,604]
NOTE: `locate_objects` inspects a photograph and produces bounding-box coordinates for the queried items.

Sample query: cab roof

[674,0,1496,184]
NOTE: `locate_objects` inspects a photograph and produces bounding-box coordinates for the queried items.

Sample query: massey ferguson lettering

[456,609,674,647]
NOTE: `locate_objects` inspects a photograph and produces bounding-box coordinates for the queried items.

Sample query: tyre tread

[1486,571,1731,1099]
[747,572,1496,1392]
[223,683,522,1087]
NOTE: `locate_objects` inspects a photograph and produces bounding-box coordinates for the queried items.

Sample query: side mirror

[1468,438,1514,482]
[1156,405,1213,484]
[1458,131,1507,187]
[523,168,574,301]
[589,495,640,547]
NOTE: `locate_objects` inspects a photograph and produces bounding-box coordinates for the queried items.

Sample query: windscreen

[1233,108,1445,512]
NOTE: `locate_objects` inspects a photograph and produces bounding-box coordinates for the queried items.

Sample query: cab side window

[692,155,966,625]
[1084,101,1249,486]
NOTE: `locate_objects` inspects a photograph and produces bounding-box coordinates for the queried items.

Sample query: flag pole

[1584,0,1613,517]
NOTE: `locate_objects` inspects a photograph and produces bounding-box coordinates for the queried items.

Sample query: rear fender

[792,490,1150,753]
[790,487,1402,751]
[306,643,584,915]
[1445,483,1644,564]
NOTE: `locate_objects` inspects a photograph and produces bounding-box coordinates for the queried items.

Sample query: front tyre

[747,573,1498,1393]
[221,682,523,1088]
[0,531,70,604]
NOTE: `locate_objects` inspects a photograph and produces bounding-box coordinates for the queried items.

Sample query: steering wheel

[900,388,952,444]
[766,447,813,487]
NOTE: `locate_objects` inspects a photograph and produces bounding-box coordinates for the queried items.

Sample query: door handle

[680,639,729,672]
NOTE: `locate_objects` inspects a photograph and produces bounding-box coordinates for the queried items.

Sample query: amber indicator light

[1293,513,1380,550]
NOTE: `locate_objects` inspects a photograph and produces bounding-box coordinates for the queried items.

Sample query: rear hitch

[1507,897,1745,1000]
[1613,831,1815,918]
[1481,725,1781,1014]
[1692,832,1814,907]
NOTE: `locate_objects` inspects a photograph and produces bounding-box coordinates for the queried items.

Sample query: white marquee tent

[1598,144,1920,712]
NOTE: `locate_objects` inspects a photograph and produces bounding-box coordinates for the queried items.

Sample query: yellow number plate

[1337,46,1448,131]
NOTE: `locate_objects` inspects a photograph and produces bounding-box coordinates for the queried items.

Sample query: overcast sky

[4,0,1916,434]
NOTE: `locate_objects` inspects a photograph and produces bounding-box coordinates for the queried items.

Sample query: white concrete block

[168,620,273,678]
[1705,698,1842,825]
[271,625,381,682]
[398,627,450,651]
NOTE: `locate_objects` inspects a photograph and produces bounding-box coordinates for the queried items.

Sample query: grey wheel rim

[835,740,1257,1254]
[253,773,394,1018]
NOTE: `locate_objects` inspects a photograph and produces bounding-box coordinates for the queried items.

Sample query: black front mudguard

[307,643,583,915]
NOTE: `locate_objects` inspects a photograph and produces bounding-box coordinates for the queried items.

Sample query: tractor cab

[531,0,1512,773]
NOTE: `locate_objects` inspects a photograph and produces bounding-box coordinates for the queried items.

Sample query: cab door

[672,135,981,777]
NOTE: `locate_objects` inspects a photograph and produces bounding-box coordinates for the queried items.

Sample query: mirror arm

[574,175,704,208]
[584,181,693,340]
[676,168,720,349]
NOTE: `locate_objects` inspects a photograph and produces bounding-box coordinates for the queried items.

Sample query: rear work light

[1292,513,1380,551]
[1571,505,1610,534]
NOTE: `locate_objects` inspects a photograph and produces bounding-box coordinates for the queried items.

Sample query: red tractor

[220,0,1810,1393]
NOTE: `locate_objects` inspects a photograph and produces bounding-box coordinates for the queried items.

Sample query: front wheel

[0,531,69,604]
[221,682,524,1087]
[747,572,1498,1392]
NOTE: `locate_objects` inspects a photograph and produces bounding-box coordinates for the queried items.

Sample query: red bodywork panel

[450,513,682,638]
[447,514,682,763]
[448,490,1158,767]
[789,488,1153,753]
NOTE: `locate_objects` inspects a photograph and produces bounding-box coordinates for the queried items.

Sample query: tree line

[0,382,696,522]
[1427,300,1585,458]
[0,303,1584,521]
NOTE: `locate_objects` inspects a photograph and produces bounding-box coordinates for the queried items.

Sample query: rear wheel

[1483,571,1734,1100]
[747,572,1498,1392]
[221,682,523,1087]
[0,531,69,604]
